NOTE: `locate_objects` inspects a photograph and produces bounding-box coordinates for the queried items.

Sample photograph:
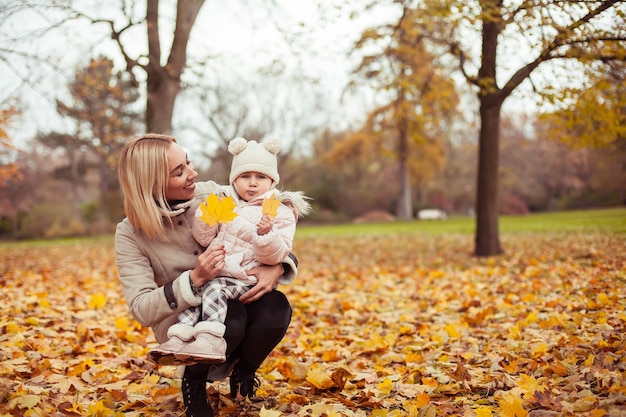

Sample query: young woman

[115,133,297,417]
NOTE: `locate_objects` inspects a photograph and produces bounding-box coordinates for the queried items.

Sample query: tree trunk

[397,160,412,220]
[474,0,504,257]
[146,72,179,134]
[396,124,413,220]
[474,95,503,256]
[145,0,205,133]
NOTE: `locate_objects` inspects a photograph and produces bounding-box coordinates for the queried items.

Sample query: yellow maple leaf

[444,323,460,338]
[25,317,39,326]
[88,293,107,309]
[145,373,161,384]
[262,194,281,218]
[530,342,548,358]
[508,324,522,340]
[498,392,529,417]
[517,373,542,395]
[474,406,493,417]
[5,321,21,333]
[377,377,393,395]
[595,292,610,306]
[198,194,238,226]
[87,400,114,417]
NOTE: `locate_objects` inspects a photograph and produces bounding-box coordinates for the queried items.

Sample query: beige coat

[115,180,297,343]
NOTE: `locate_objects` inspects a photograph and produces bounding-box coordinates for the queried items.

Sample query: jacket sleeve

[114,221,200,330]
[280,253,298,285]
[253,205,296,268]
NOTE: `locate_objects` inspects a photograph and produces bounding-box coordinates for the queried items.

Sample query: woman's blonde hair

[118,134,177,240]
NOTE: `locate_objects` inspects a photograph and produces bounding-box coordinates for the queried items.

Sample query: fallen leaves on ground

[0,232,624,416]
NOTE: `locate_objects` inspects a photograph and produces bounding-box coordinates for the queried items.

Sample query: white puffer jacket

[192,186,310,285]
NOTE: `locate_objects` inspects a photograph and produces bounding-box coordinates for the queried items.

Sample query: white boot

[175,321,227,364]
[147,323,195,366]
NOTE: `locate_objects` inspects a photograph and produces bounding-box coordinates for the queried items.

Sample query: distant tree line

[0,54,622,240]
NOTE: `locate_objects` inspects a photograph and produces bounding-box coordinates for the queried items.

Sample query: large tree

[0,0,205,134]
[82,0,205,133]
[414,0,626,256]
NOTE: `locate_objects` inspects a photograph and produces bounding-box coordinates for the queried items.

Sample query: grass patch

[0,234,114,248]
[298,207,626,237]
[1,208,623,246]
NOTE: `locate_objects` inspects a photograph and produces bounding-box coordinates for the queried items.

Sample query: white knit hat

[228,137,281,186]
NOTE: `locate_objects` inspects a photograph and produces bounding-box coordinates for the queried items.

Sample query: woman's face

[165,143,198,201]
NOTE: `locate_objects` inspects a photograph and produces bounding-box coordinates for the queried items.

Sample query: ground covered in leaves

[1,232,624,416]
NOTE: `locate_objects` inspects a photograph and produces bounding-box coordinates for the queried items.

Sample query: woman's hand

[190,244,226,287]
[239,264,283,304]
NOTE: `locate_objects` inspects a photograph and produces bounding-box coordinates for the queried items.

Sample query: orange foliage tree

[0,104,27,237]
[539,61,626,149]
[346,4,460,220]
[0,106,21,187]
[539,61,626,204]
[49,57,139,200]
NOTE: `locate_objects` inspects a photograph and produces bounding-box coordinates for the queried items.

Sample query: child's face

[234,172,273,201]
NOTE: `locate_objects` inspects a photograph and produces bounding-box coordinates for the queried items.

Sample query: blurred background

[0,0,624,246]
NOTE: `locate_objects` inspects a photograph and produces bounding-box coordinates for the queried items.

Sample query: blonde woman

[115,134,297,417]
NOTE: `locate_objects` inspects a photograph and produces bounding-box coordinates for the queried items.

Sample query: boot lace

[182,372,211,417]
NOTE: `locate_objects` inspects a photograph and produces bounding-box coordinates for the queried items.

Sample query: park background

[0,1,625,416]
[0,1,624,254]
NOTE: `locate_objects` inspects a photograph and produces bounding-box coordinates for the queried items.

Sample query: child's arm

[257,214,273,235]
[253,205,295,265]
[191,207,220,247]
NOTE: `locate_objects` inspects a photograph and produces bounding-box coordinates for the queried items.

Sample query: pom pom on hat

[228,137,281,186]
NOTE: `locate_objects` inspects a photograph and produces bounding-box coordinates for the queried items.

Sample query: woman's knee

[247,290,292,327]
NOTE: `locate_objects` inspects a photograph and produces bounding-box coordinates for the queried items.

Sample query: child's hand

[257,214,273,235]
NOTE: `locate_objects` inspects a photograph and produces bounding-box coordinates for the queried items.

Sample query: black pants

[185,290,292,380]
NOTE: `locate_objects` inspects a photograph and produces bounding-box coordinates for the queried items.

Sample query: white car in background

[418,209,447,220]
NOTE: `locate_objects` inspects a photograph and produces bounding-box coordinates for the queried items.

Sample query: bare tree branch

[501,0,622,97]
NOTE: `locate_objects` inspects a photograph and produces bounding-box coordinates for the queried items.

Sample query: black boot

[229,366,260,399]
[182,365,214,417]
